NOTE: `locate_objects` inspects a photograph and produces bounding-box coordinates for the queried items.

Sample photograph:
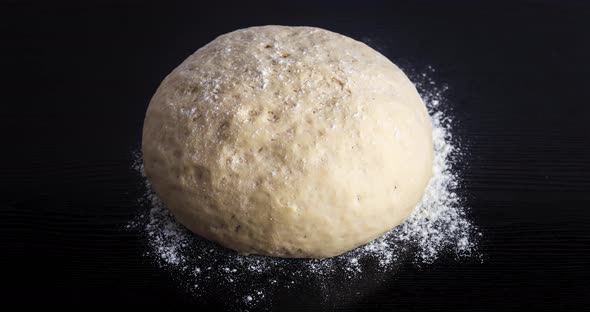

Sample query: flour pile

[128,67,480,307]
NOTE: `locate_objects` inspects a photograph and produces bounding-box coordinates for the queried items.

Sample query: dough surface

[142,26,433,258]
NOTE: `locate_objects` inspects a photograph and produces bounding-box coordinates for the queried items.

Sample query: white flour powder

[129,67,481,307]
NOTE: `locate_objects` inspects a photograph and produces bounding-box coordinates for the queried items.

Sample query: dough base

[142,26,433,258]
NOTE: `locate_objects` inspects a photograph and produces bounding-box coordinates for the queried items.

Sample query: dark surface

[2,0,590,309]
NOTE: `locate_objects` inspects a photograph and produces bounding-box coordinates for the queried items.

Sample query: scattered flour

[128,67,481,308]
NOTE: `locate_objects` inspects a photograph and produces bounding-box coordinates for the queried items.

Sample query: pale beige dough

[142,26,433,258]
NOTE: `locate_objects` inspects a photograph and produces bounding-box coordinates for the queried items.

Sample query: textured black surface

[2,0,590,309]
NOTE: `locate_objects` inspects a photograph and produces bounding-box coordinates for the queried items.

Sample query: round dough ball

[142,26,433,258]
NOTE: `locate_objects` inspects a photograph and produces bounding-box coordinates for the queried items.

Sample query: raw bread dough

[142,26,433,258]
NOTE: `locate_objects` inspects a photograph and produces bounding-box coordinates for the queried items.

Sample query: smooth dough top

[142,26,433,258]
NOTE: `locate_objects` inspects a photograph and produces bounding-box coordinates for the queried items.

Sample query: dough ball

[142,26,433,258]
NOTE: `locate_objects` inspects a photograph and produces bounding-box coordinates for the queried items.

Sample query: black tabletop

[2,0,590,309]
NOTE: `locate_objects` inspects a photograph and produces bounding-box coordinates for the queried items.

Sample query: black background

[2,0,590,309]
